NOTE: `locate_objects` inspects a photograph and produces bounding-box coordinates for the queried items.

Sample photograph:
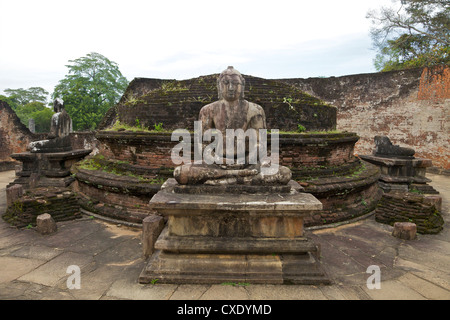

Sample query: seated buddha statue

[28,98,72,153]
[173,66,291,185]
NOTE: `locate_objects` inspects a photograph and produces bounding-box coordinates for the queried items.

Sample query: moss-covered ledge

[301,161,381,195]
[278,131,359,145]
[71,156,167,196]
[96,130,359,149]
[96,130,173,145]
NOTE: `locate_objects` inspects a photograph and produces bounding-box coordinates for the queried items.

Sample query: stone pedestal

[139,179,330,285]
[10,149,92,188]
[359,155,437,194]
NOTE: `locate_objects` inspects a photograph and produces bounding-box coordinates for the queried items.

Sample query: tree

[1,87,53,132]
[0,95,19,110]
[367,0,450,71]
[52,52,129,131]
[14,101,54,133]
[3,87,49,107]
[31,107,54,133]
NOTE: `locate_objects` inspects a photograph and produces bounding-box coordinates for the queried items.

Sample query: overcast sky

[0,0,394,97]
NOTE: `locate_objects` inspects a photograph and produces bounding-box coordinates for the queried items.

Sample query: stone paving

[0,170,449,300]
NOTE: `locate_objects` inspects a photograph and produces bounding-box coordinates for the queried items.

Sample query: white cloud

[0,0,394,94]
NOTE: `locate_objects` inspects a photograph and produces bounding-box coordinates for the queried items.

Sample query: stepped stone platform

[139,179,330,285]
[74,71,381,228]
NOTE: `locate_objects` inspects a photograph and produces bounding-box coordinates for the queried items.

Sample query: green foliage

[374,34,450,72]
[52,52,129,131]
[3,87,49,107]
[221,282,250,287]
[109,120,151,132]
[15,102,53,132]
[159,81,188,93]
[0,95,19,110]
[153,122,164,132]
[107,120,169,133]
[26,103,54,133]
[367,0,450,71]
[297,124,306,133]
[1,87,53,132]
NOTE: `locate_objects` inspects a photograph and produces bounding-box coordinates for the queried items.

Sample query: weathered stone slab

[359,155,432,180]
[139,250,329,285]
[423,195,442,211]
[155,227,319,255]
[152,179,322,217]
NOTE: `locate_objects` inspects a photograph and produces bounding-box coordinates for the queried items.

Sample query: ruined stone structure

[0,101,34,171]
[3,187,82,228]
[283,65,450,171]
[74,70,380,228]
[2,66,445,234]
[360,135,437,194]
[3,100,92,227]
[359,135,444,234]
[375,192,444,235]
[0,100,99,172]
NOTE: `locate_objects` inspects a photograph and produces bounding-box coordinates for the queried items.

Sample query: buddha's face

[219,74,243,102]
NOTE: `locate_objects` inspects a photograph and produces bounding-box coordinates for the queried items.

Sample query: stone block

[6,184,23,207]
[142,215,165,258]
[392,222,417,240]
[36,213,57,235]
[424,195,442,211]
[29,173,40,188]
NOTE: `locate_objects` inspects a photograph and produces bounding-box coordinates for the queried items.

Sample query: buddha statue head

[217,66,246,101]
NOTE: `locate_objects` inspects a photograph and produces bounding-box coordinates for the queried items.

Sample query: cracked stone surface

[0,170,449,300]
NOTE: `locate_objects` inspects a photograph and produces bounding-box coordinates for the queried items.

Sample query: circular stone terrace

[72,73,380,227]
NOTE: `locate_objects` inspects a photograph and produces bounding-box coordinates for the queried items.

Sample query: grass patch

[76,155,166,183]
[107,120,171,133]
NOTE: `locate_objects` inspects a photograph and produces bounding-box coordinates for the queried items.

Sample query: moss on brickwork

[74,155,168,184]
[109,74,336,132]
[375,192,444,234]
[2,187,81,228]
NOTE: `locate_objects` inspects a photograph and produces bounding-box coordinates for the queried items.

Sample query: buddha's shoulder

[248,101,264,114]
[200,101,221,112]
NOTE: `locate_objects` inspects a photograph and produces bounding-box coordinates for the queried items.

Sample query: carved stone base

[139,179,330,285]
[10,149,92,189]
[359,155,438,194]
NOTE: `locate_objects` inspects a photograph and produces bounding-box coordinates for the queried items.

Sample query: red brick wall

[96,131,359,171]
[283,66,450,170]
[0,101,33,164]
